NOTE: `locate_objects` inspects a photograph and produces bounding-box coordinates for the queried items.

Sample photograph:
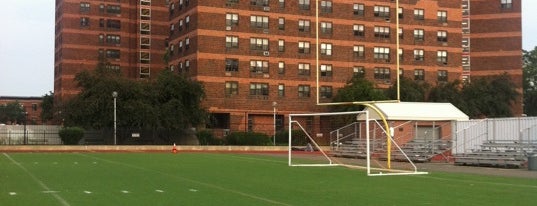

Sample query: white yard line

[78,153,292,206]
[3,153,71,206]
[413,175,537,189]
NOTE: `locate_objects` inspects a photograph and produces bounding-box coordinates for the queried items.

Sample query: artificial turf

[1,152,536,206]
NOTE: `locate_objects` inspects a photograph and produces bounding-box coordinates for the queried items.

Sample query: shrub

[196,130,224,145]
[275,130,309,146]
[224,132,271,146]
[59,127,85,145]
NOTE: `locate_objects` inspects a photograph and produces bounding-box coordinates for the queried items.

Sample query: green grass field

[1,152,536,206]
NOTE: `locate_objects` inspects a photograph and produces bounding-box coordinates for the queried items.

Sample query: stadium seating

[331,138,451,162]
[454,140,537,168]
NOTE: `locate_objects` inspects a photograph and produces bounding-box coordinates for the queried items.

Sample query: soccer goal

[288,110,428,176]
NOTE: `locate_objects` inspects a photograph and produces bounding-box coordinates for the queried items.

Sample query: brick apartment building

[54,0,522,137]
[0,96,44,125]
[54,0,169,101]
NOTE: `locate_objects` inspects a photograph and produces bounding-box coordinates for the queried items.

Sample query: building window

[501,0,512,9]
[278,84,285,97]
[105,64,120,70]
[298,85,310,97]
[320,1,332,13]
[398,48,404,61]
[178,41,183,52]
[80,2,90,12]
[374,47,390,61]
[374,67,390,80]
[278,18,285,30]
[320,22,332,34]
[178,19,184,31]
[225,81,239,96]
[299,0,310,10]
[278,61,285,74]
[374,6,390,17]
[98,34,104,43]
[225,58,239,72]
[414,9,425,20]
[414,29,424,41]
[320,64,332,77]
[250,37,269,51]
[140,23,150,34]
[353,66,365,77]
[106,49,120,59]
[141,8,151,20]
[226,36,239,49]
[250,15,269,29]
[250,83,269,96]
[437,50,448,64]
[353,24,365,37]
[298,20,311,32]
[185,38,190,50]
[278,39,285,52]
[250,60,269,74]
[106,5,121,14]
[438,70,448,82]
[414,49,424,61]
[141,37,150,49]
[279,0,285,8]
[185,16,190,28]
[320,86,333,98]
[398,7,404,19]
[437,10,447,23]
[399,27,404,39]
[320,43,332,56]
[107,19,121,30]
[140,52,150,64]
[298,41,310,54]
[414,69,425,81]
[250,0,269,6]
[298,63,310,75]
[226,13,239,26]
[374,26,390,38]
[353,45,365,58]
[437,31,448,42]
[106,35,121,44]
[80,17,90,27]
[353,4,364,16]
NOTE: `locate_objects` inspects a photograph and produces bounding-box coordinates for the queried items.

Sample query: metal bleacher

[331,138,452,163]
[454,140,537,168]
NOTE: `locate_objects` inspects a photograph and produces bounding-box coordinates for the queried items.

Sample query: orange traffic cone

[172,143,178,154]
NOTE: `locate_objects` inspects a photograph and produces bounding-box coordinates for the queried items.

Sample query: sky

[0,0,536,97]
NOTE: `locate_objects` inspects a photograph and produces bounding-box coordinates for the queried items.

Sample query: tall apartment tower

[53,0,169,101]
[466,0,523,114]
[168,0,463,135]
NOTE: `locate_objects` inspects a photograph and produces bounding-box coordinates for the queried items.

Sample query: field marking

[155,189,164,193]
[121,190,130,194]
[3,153,71,206]
[84,191,92,194]
[414,175,537,189]
[79,154,292,206]
[9,192,17,196]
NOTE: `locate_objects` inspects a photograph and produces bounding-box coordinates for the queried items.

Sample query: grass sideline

[1,152,537,206]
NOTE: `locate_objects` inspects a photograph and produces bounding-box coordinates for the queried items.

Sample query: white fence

[452,117,537,154]
[0,125,62,145]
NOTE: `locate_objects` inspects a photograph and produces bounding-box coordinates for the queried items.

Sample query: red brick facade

[53,0,522,138]
[54,0,169,101]
[0,96,45,125]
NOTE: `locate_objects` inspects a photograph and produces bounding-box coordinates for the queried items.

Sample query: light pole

[272,101,277,146]
[112,91,118,145]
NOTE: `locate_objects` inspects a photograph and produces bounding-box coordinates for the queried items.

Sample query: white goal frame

[288,110,428,176]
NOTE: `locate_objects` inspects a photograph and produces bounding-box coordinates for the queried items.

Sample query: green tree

[63,67,206,130]
[459,74,518,118]
[0,102,25,124]
[523,47,537,116]
[385,77,430,102]
[331,75,387,112]
[428,80,467,110]
[41,91,54,123]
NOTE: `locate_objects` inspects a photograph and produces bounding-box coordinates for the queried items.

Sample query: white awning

[358,102,469,121]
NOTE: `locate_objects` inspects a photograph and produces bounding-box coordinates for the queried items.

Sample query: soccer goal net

[288,110,427,176]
